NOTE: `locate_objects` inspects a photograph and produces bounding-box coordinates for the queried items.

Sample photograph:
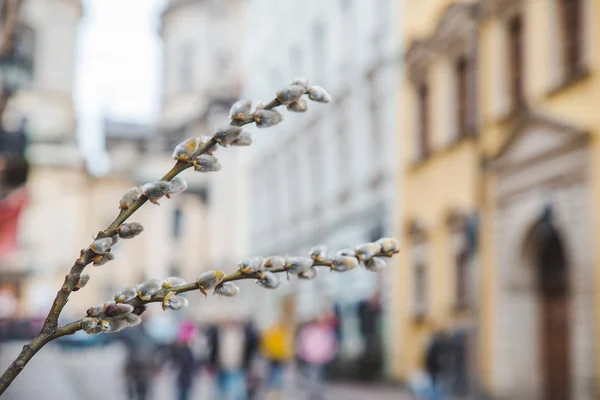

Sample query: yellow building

[392,0,598,399]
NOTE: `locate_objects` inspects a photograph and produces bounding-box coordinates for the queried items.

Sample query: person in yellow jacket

[259,322,294,399]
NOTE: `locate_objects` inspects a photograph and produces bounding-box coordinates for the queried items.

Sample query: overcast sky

[74,0,166,174]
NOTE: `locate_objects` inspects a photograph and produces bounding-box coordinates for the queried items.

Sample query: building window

[560,0,582,76]
[414,262,427,315]
[179,42,194,92]
[172,208,182,238]
[507,14,524,105]
[312,22,325,83]
[455,56,469,138]
[455,249,469,309]
[417,82,430,159]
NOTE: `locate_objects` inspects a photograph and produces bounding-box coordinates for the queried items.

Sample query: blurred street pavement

[0,341,411,399]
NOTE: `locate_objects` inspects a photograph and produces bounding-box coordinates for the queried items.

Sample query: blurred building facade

[243,0,398,375]
[0,0,84,319]
[394,0,597,398]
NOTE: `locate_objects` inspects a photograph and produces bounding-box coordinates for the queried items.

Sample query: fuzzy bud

[364,257,387,272]
[214,126,243,147]
[173,137,200,162]
[82,317,101,334]
[141,181,171,205]
[377,237,400,254]
[355,242,383,262]
[117,222,144,239]
[167,177,188,197]
[162,291,189,310]
[90,237,113,255]
[276,84,306,105]
[122,313,142,327]
[196,270,225,296]
[290,77,309,89]
[86,303,106,318]
[307,85,331,103]
[231,131,252,147]
[162,276,187,289]
[92,252,115,266]
[285,256,313,275]
[136,279,162,301]
[119,186,141,210]
[332,249,359,272]
[229,100,252,121]
[114,287,137,303]
[287,99,308,113]
[73,274,90,291]
[100,318,127,333]
[214,282,239,297]
[253,109,283,128]
[262,256,286,270]
[238,257,263,274]
[309,245,328,263]
[298,267,318,280]
[105,303,134,318]
[256,271,280,289]
[194,154,222,173]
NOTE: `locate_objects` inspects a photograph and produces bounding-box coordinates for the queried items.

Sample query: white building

[243,0,398,359]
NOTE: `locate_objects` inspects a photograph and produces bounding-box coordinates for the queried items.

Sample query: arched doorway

[527,209,571,400]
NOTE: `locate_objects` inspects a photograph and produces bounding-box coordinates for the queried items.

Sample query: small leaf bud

[253,109,283,128]
[173,137,200,162]
[231,131,252,147]
[167,177,188,196]
[287,99,308,113]
[105,303,134,318]
[82,317,101,334]
[117,222,144,239]
[214,126,243,147]
[276,84,306,105]
[364,257,387,272]
[262,256,286,270]
[309,245,328,263]
[119,186,141,210]
[194,154,222,172]
[214,282,240,297]
[256,271,280,289]
[136,279,163,301]
[229,99,252,121]
[100,318,127,333]
[332,249,359,272]
[162,291,189,310]
[355,242,383,262]
[90,237,114,255]
[377,237,400,254]
[162,276,187,289]
[73,274,90,291]
[290,77,309,89]
[298,267,318,280]
[114,287,137,303]
[92,251,115,266]
[238,257,263,274]
[196,270,225,296]
[285,256,313,275]
[86,303,106,317]
[141,181,171,205]
[307,85,331,103]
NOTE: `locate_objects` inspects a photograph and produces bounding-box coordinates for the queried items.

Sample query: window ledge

[453,302,470,313]
[546,66,591,98]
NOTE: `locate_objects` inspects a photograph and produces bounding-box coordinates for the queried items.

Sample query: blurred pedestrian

[170,321,198,400]
[207,320,248,400]
[259,321,294,400]
[243,320,260,399]
[121,322,160,400]
[424,331,455,400]
[296,316,337,400]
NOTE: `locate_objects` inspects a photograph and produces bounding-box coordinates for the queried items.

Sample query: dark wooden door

[537,227,570,400]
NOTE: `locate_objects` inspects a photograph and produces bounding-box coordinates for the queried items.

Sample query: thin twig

[0,97,283,394]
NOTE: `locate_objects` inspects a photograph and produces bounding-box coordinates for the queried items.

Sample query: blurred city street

[0,342,410,400]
